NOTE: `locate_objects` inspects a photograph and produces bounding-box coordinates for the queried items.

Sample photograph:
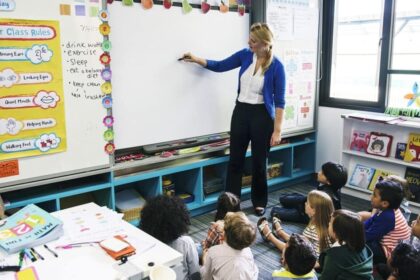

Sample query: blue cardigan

[205,48,286,119]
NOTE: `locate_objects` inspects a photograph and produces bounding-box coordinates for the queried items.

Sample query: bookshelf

[341,113,420,213]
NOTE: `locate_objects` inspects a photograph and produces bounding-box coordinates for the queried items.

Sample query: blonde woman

[183,23,286,216]
[258,190,334,256]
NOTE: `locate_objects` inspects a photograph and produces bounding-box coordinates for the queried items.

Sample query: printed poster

[0,19,66,160]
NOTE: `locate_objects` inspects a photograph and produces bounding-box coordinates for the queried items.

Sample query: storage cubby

[60,187,112,209]
[293,143,316,177]
[268,147,292,178]
[161,168,201,209]
[115,178,160,199]
[202,162,228,204]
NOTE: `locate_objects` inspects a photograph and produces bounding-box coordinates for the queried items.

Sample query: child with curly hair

[258,190,333,256]
[201,192,241,252]
[201,211,258,280]
[140,195,200,280]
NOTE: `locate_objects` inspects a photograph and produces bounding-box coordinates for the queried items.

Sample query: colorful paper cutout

[182,0,193,14]
[104,143,115,154]
[100,53,111,65]
[59,4,71,15]
[220,1,229,13]
[89,6,99,17]
[103,116,114,127]
[99,23,111,36]
[103,129,114,141]
[98,9,109,21]
[142,0,153,10]
[101,82,112,94]
[75,5,86,16]
[102,96,112,109]
[163,0,172,9]
[101,68,112,81]
[201,0,210,14]
[102,40,112,52]
[122,0,133,6]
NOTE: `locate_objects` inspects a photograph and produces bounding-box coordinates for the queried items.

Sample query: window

[320,0,420,114]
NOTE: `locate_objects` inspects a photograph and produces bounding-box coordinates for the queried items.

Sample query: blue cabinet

[1,133,316,222]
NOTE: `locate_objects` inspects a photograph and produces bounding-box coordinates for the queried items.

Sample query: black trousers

[225,101,273,208]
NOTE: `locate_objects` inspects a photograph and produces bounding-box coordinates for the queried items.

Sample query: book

[366,132,393,157]
[367,169,395,191]
[403,133,420,162]
[395,142,407,160]
[404,167,420,203]
[349,164,375,189]
[349,130,370,152]
[0,204,63,254]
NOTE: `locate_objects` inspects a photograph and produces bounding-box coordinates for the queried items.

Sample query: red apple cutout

[163,0,172,9]
[201,0,211,14]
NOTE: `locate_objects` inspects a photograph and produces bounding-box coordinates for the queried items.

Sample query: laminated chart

[0,19,66,160]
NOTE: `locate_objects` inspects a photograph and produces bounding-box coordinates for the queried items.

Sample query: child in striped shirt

[258,190,334,256]
[363,180,411,264]
[201,192,241,253]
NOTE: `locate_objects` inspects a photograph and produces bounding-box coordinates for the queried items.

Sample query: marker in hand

[178,54,191,61]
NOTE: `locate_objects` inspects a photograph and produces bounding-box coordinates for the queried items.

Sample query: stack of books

[0,204,63,254]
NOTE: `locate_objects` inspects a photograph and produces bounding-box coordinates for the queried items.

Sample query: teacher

[183,22,285,216]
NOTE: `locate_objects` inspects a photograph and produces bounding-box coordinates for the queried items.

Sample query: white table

[0,203,182,280]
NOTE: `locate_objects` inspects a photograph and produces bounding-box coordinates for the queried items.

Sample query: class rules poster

[0,19,67,160]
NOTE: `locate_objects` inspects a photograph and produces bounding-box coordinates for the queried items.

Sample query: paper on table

[52,203,126,245]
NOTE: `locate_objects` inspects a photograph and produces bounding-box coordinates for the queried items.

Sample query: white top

[169,235,200,280]
[238,55,265,104]
[200,243,258,280]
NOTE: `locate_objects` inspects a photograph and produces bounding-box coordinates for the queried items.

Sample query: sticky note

[15,267,39,280]
[59,4,71,15]
[89,6,99,17]
[75,5,86,16]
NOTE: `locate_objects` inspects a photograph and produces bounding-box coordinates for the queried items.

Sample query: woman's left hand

[270,130,282,146]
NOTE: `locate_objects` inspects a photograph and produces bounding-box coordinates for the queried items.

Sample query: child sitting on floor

[271,162,347,223]
[201,192,241,252]
[387,241,420,280]
[318,209,373,280]
[201,211,258,280]
[140,195,200,280]
[272,234,318,280]
[258,190,334,256]
[361,180,411,265]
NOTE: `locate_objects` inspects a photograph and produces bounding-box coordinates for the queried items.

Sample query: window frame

[319,0,420,113]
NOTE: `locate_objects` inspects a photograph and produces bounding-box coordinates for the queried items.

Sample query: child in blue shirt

[272,234,318,280]
[363,180,411,264]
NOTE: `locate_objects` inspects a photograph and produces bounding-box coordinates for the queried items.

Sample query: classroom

[0,0,419,279]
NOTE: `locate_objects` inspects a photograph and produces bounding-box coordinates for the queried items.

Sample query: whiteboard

[109,3,250,149]
[0,0,110,187]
